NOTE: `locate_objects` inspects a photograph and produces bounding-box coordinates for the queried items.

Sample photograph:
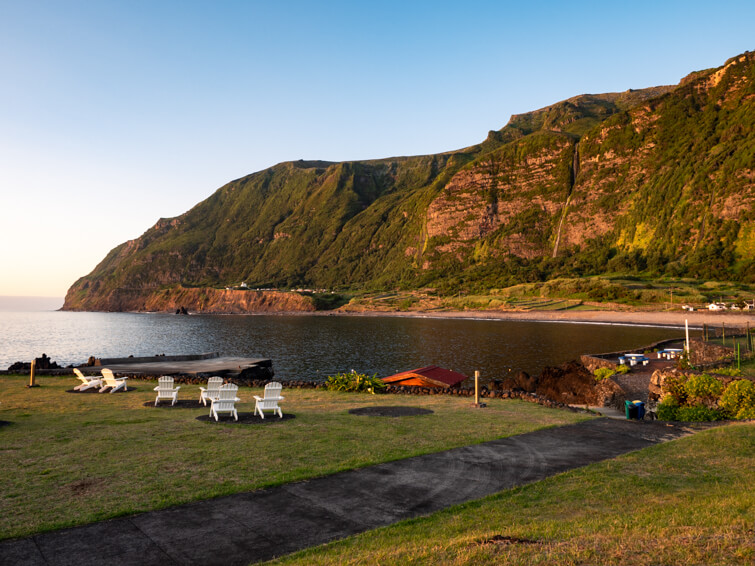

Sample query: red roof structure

[382,365,468,388]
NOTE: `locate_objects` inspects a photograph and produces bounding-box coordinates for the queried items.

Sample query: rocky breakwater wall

[216,378,593,413]
[63,286,316,313]
[274,361,619,413]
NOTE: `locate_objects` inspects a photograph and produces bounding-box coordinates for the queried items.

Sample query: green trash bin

[625,400,638,419]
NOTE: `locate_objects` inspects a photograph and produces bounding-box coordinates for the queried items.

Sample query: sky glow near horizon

[1,0,753,299]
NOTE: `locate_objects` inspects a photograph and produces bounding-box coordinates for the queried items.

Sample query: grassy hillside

[64,51,755,311]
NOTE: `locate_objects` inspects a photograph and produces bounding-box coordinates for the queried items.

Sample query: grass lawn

[0,374,590,540]
[270,423,755,566]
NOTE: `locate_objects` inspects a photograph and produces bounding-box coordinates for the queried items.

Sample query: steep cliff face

[64,51,755,311]
[63,287,316,313]
[423,132,575,263]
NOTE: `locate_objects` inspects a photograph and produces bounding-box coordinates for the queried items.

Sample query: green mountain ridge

[64,51,755,311]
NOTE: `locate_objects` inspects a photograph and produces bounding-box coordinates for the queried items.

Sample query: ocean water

[0,310,686,381]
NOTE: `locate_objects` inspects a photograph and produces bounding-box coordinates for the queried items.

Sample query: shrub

[663,373,689,404]
[735,405,755,420]
[677,351,692,370]
[719,379,755,419]
[326,370,386,394]
[615,364,630,374]
[657,397,679,421]
[675,405,725,422]
[594,367,615,381]
[714,367,742,377]
[684,373,724,406]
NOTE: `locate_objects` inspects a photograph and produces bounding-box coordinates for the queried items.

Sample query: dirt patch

[349,406,434,417]
[477,534,540,546]
[196,413,295,424]
[143,400,204,409]
[65,478,106,496]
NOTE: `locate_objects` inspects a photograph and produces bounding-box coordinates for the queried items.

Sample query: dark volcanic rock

[534,361,601,405]
[499,371,535,392]
[7,353,60,372]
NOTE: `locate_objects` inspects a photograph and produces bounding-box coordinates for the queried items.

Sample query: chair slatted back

[156,376,176,398]
[263,381,282,399]
[157,376,174,391]
[206,376,223,394]
[101,368,117,387]
[214,384,239,412]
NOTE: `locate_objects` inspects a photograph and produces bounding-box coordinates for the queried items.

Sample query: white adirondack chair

[99,368,128,393]
[199,376,224,406]
[209,383,241,421]
[73,368,102,391]
[154,376,181,406]
[253,381,284,419]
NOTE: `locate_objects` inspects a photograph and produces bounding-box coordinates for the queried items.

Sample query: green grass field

[271,423,755,566]
[0,374,589,540]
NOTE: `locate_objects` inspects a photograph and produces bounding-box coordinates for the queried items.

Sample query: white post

[685,319,690,353]
[474,370,480,406]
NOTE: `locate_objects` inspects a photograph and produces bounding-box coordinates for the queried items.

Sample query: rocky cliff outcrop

[63,287,315,313]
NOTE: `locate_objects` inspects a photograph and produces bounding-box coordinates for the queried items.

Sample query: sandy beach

[330,308,755,329]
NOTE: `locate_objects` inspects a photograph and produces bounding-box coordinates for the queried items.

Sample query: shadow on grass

[349,406,434,417]
[196,413,296,425]
[142,400,205,409]
[65,387,139,394]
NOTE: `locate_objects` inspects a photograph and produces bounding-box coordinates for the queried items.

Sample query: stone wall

[581,337,685,373]
[580,354,617,373]
[648,367,741,405]
[688,339,735,367]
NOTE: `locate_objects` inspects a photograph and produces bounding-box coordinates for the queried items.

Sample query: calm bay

[0,311,687,381]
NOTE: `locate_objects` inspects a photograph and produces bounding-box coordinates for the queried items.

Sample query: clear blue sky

[1,0,753,298]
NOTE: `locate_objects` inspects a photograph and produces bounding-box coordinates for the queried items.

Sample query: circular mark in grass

[196,413,296,425]
[143,400,205,409]
[478,535,540,546]
[66,477,106,496]
[349,406,434,417]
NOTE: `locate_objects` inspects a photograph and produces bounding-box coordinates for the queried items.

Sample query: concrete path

[0,418,698,566]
